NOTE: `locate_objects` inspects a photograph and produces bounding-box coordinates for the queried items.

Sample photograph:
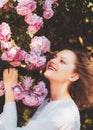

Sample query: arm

[5,119,59,130]
[1,68,58,130]
[0,102,17,130]
[0,68,18,130]
[1,68,76,130]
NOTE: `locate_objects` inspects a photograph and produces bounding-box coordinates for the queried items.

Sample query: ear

[69,73,80,82]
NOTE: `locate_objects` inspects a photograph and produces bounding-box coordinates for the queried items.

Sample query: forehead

[57,49,77,63]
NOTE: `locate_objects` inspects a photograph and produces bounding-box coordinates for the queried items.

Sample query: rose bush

[0,0,58,106]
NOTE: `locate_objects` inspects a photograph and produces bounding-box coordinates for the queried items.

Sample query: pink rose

[0,0,6,8]
[16,5,31,16]
[30,36,50,53]
[16,0,37,16]
[4,47,20,61]
[12,83,25,101]
[31,48,41,55]
[27,25,38,34]
[43,8,54,19]
[14,93,23,101]
[1,41,12,50]
[1,52,9,61]
[3,0,13,12]
[10,61,21,67]
[24,13,43,33]
[25,13,43,25]
[22,77,32,90]
[36,56,46,68]
[0,22,11,42]
[22,93,39,106]
[14,50,26,61]
[1,47,26,66]
[26,64,35,71]
[17,0,35,4]
[43,0,52,10]
[34,81,48,97]
[22,81,48,106]
[25,50,46,69]
[24,53,32,64]
[1,47,21,62]
[25,51,38,65]
[43,0,58,8]
[12,83,24,93]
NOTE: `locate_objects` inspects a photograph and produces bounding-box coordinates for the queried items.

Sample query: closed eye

[60,59,66,64]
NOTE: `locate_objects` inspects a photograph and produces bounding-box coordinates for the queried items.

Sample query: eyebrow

[56,53,68,63]
[60,56,68,63]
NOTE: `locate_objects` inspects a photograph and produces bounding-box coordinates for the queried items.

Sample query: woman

[1,48,93,130]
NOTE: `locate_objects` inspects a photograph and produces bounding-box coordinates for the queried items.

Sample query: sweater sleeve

[6,120,59,130]
[0,102,17,130]
[0,102,59,130]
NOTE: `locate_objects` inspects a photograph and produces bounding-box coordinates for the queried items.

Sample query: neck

[49,81,71,101]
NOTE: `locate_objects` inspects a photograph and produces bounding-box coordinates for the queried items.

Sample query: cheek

[44,70,60,82]
[44,69,67,82]
[44,66,75,82]
[58,70,69,80]
[59,67,74,79]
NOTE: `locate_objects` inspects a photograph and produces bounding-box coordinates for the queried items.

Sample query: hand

[3,68,18,92]
[3,68,18,103]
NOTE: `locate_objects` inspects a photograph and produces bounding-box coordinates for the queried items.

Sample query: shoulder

[34,98,80,129]
[51,98,80,121]
[46,98,80,129]
[57,98,80,116]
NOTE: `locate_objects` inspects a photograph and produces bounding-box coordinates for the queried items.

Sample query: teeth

[48,65,56,71]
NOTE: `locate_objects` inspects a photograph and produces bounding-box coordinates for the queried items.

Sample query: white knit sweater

[0,98,80,130]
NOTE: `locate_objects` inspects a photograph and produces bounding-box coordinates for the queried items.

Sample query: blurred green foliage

[0,0,93,130]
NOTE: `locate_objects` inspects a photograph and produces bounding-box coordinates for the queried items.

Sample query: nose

[50,57,58,63]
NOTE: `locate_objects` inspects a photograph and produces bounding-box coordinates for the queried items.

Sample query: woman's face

[44,49,78,83]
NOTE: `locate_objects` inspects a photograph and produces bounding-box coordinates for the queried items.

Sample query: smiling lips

[47,62,57,71]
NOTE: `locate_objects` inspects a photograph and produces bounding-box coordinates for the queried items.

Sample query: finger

[13,68,18,76]
[10,68,18,79]
[9,68,13,75]
[3,69,9,77]
[14,69,18,79]
[8,68,16,77]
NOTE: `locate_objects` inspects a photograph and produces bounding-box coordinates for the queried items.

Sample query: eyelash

[52,55,66,64]
[60,59,65,64]
[51,53,66,64]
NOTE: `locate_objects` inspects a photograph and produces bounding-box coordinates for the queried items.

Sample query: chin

[44,70,55,81]
[44,71,51,80]
[44,71,48,77]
